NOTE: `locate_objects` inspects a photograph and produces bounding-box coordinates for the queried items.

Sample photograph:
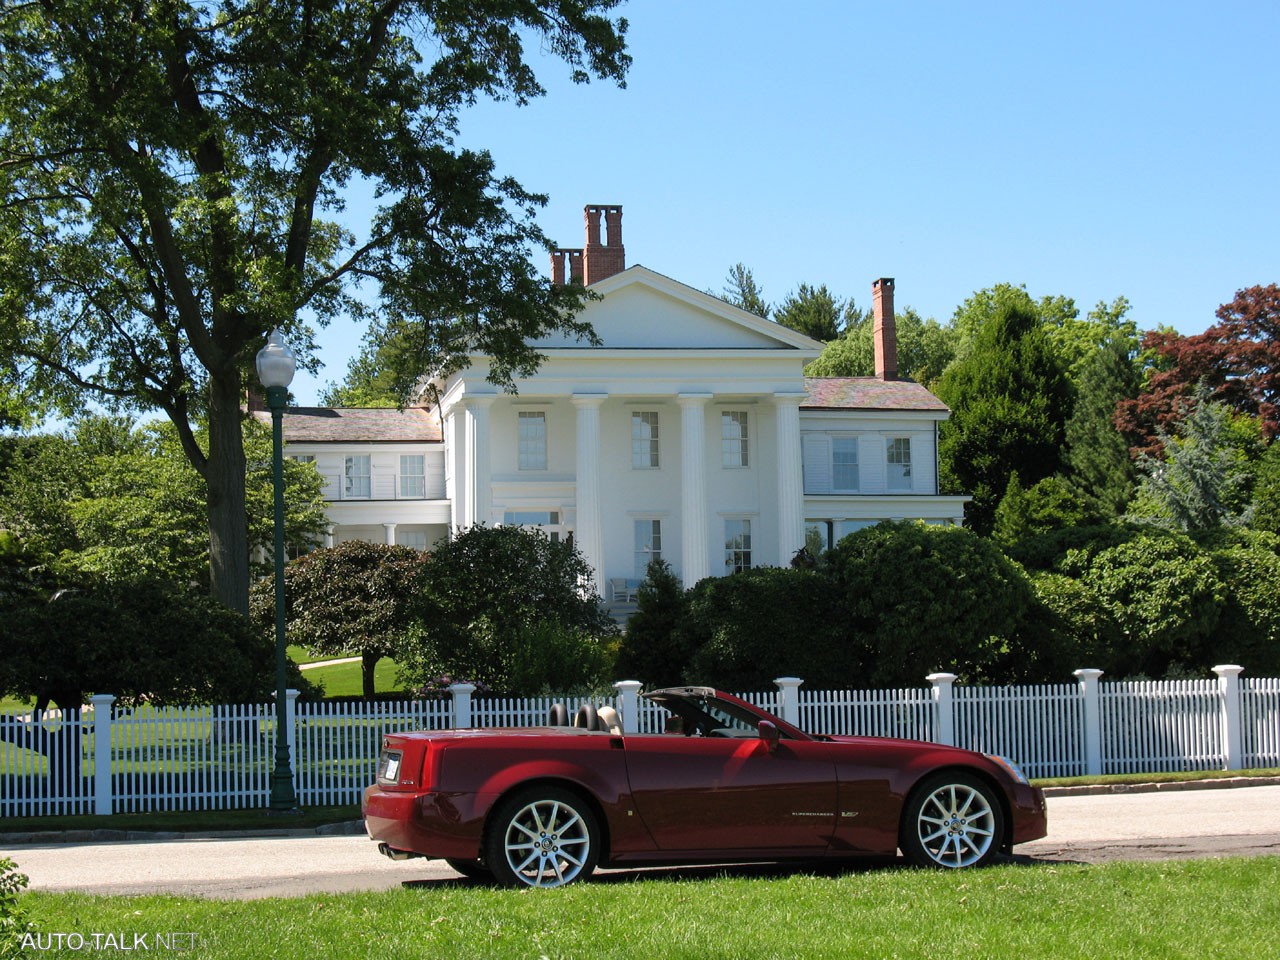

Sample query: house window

[290,454,315,465]
[634,519,662,578]
[804,520,833,556]
[725,518,752,573]
[397,530,429,551]
[518,411,547,471]
[721,411,749,468]
[400,455,425,498]
[832,437,859,492]
[631,412,660,469]
[887,437,912,492]
[503,510,565,543]
[344,455,370,499]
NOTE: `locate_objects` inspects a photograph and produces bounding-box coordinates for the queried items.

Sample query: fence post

[773,678,803,727]
[1074,668,1105,776]
[1213,664,1244,770]
[449,683,476,729]
[285,689,299,791]
[613,680,643,733]
[90,693,116,816]
[926,673,957,746]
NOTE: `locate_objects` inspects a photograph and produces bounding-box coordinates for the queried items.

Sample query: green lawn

[17,858,1280,959]
[302,657,408,697]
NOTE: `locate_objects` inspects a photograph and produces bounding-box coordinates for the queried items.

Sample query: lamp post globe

[257,328,299,813]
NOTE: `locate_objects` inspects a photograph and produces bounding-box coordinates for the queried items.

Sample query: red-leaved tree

[1115,285,1280,456]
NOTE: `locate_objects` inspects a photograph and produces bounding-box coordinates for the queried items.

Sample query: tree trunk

[362,651,380,699]
[207,368,251,615]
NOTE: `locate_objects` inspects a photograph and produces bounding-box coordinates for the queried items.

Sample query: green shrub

[1065,531,1224,677]
[826,522,1037,686]
[684,567,848,690]
[400,525,618,694]
[614,560,693,688]
[0,856,32,956]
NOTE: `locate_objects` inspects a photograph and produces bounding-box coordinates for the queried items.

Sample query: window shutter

[802,435,831,495]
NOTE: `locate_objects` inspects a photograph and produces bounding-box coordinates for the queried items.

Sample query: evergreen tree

[935,300,1073,536]
[1129,385,1256,531]
[1063,335,1142,518]
[773,283,846,342]
[721,263,771,319]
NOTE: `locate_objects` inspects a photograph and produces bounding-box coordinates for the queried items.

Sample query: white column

[464,396,495,528]
[773,677,804,727]
[572,394,607,590]
[678,394,712,588]
[927,672,958,746]
[91,693,116,816]
[613,680,643,734]
[383,523,397,546]
[323,525,335,548]
[1074,668,1105,776]
[773,393,807,566]
[1214,664,1245,770]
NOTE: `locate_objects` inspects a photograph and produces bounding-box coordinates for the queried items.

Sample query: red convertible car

[363,686,1048,887]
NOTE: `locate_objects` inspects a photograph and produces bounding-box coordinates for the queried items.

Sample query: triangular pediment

[530,266,823,354]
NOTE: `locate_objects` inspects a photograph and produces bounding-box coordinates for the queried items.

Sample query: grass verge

[1032,766,1280,788]
[18,858,1280,959]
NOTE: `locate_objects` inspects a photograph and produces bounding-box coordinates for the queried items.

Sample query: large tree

[1062,334,1142,519]
[935,298,1073,536]
[0,415,326,585]
[0,1,629,613]
[806,306,957,386]
[251,539,428,698]
[720,263,770,319]
[1115,284,1280,455]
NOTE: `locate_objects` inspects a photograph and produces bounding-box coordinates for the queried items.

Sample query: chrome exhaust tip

[378,842,421,861]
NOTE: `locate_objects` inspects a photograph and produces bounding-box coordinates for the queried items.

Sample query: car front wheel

[901,772,1004,868]
[485,786,600,888]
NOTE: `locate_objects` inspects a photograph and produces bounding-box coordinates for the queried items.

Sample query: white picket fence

[1,666,1277,818]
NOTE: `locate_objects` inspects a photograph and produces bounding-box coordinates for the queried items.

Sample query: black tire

[900,771,1005,869]
[444,858,494,882]
[484,786,600,888]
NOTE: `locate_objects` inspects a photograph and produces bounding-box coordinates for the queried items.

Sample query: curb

[1041,776,1280,797]
[6,779,1280,844]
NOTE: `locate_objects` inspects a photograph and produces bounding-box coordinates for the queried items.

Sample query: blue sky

[294,0,1280,404]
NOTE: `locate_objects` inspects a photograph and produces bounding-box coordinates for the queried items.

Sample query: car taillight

[376,738,435,790]
[377,748,403,784]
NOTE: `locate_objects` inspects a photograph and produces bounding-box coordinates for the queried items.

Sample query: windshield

[642,688,792,739]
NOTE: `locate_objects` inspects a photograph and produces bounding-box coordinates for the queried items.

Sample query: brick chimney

[550,248,583,285]
[872,278,898,380]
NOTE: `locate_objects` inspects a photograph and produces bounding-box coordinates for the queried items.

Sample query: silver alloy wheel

[913,781,998,867]
[501,797,593,887]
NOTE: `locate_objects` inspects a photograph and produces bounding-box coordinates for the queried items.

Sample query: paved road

[7,785,1280,900]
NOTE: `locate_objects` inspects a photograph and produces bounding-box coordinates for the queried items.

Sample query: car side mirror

[758,720,780,754]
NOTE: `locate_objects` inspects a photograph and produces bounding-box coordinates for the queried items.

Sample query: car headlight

[988,755,1029,785]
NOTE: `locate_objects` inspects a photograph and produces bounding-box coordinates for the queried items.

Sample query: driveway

[7,784,1280,900]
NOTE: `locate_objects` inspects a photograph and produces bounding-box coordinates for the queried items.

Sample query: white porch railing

[1,666,1277,818]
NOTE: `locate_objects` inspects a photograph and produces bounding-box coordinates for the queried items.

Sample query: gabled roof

[803,378,950,413]
[253,407,443,443]
[529,264,825,355]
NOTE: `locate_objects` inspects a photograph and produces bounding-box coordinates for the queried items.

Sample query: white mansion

[263,206,967,599]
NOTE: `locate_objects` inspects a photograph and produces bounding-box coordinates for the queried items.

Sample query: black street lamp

[256,328,299,813]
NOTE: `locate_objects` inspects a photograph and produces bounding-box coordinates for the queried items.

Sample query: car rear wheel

[901,772,1004,869]
[485,786,600,888]
[444,858,493,882]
